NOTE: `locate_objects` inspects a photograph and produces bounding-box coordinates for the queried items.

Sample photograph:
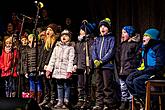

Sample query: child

[73,21,96,109]
[92,18,117,110]
[126,28,165,109]
[0,36,19,97]
[17,35,29,98]
[46,29,75,109]
[26,34,42,103]
[117,26,141,110]
[38,23,59,107]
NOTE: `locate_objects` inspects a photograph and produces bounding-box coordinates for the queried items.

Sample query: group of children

[0,17,165,110]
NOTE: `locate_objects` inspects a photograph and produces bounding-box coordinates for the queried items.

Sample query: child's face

[61,34,70,43]
[46,27,54,37]
[7,23,14,32]
[121,29,129,41]
[143,35,151,46]
[5,46,11,53]
[5,37,12,47]
[100,25,109,36]
[28,35,33,43]
[80,29,86,36]
[21,38,28,46]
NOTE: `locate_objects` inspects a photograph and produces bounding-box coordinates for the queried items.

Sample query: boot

[119,101,129,110]
[45,100,55,108]
[74,100,84,109]
[54,100,63,109]
[37,91,42,103]
[81,99,92,109]
[39,99,49,107]
[12,92,16,97]
[29,91,35,99]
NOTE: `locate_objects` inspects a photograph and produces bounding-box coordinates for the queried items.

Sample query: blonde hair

[3,36,12,49]
[44,35,57,50]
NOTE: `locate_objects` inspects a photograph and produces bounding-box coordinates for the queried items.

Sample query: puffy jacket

[92,33,115,69]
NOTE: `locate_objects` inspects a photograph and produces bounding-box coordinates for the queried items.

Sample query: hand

[66,72,72,78]
[72,65,77,72]
[44,65,48,70]
[25,73,29,78]
[46,71,51,79]
[94,60,102,68]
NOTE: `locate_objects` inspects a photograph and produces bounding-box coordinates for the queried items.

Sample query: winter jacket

[17,45,28,75]
[38,42,56,71]
[47,41,75,79]
[0,49,19,77]
[92,33,115,69]
[139,40,165,76]
[74,36,94,70]
[118,34,142,75]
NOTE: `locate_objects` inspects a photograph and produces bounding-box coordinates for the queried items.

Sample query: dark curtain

[85,0,165,45]
[1,0,165,44]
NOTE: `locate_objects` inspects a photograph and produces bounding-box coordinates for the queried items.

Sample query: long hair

[44,35,57,50]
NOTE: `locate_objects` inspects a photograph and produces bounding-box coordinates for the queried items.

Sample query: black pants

[95,68,115,108]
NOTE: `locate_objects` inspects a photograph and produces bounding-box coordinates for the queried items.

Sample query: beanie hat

[144,28,160,40]
[47,23,58,34]
[80,22,96,34]
[98,18,111,29]
[61,29,72,38]
[123,26,136,37]
[21,35,28,39]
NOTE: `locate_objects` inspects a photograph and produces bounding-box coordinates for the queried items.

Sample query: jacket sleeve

[92,38,99,61]
[73,43,78,65]
[46,46,56,72]
[67,47,75,72]
[0,51,4,70]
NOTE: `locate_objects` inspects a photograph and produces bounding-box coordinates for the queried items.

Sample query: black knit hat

[98,18,111,30]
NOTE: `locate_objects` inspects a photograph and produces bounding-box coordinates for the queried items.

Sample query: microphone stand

[17,16,25,98]
[83,22,91,102]
[9,34,16,98]
[33,5,40,102]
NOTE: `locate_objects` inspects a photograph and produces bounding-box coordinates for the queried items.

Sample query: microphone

[20,14,33,20]
[82,20,88,25]
[34,1,44,8]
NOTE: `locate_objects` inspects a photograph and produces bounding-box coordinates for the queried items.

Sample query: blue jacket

[92,33,115,69]
[141,40,165,76]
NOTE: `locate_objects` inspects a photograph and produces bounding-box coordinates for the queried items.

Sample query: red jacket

[0,49,19,77]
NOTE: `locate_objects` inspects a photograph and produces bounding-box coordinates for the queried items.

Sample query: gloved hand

[66,72,72,79]
[94,60,102,68]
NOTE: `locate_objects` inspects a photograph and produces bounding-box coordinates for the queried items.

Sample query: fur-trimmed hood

[128,33,141,43]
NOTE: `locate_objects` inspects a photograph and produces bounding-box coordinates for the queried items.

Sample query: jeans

[56,79,71,102]
[126,70,153,100]
[29,73,42,92]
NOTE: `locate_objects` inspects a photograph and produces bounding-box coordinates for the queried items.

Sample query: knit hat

[144,28,160,40]
[21,35,28,39]
[123,26,136,37]
[80,22,96,34]
[61,29,72,38]
[98,18,111,29]
[47,23,58,34]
